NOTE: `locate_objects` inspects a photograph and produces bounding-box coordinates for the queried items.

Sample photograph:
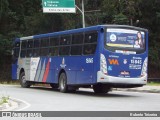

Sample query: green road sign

[42,0,75,13]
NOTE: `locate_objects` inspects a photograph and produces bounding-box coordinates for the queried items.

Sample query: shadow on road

[27,86,138,98]
[73,90,136,98]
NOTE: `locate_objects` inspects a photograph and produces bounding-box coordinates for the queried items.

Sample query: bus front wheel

[59,73,68,93]
[20,72,31,88]
[93,84,111,94]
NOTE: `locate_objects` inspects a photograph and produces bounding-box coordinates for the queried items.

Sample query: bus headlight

[100,54,107,75]
[141,57,148,76]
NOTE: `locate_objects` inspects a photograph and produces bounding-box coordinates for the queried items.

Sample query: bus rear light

[141,57,148,76]
[100,54,107,74]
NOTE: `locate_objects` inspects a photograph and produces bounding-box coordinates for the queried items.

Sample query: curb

[114,88,160,93]
[0,98,18,111]
[0,98,30,111]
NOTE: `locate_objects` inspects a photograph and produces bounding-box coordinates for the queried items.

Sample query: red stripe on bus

[42,59,50,82]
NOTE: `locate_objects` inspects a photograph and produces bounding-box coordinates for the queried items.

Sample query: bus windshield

[106,28,145,54]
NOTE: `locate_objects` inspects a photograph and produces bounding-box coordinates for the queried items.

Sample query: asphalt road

[0,85,160,111]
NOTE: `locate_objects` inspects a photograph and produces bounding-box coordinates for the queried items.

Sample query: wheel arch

[19,68,25,78]
[58,69,67,81]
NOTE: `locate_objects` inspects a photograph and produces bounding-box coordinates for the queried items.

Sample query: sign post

[42,0,76,13]
[75,0,85,28]
[82,0,85,28]
[42,0,86,28]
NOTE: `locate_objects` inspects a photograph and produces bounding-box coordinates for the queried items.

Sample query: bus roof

[18,25,148,41]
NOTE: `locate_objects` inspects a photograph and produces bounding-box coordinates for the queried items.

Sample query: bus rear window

[106,28,145,53]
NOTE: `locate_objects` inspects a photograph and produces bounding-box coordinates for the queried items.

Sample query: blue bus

[12,25,148,93]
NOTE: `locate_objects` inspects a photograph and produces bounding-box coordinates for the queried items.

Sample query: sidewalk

[116,85,160,93]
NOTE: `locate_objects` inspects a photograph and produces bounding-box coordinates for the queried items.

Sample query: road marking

[11,97,31,111]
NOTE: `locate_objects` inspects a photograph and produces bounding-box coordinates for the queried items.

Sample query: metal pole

[82,0,85,28]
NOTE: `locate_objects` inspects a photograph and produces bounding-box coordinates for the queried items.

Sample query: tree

[0,0,160,81]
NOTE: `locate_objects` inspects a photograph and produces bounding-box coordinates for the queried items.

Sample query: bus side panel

[25,57,46,82]
[92,31,103,84]
[35,57,49,83]
[46,56,96,85]
[74,56,94,84]
[12,62,18,80]
[57,57,79,85]
[65,71,76,84]
[17,58,26,80]
[25,58,31,81]
[54,56,94,85]
[46,68,55,83]
[46,57,59,84]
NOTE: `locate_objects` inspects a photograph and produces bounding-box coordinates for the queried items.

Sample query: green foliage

[0,35,11,55]
[148,82,160,86]
[113,13,129,24]
[0,0,160,80]
[0,96,10,105]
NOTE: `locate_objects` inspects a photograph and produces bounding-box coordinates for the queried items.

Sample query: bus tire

[59,72,68,93]
[20,72,31,88]
[93,84,110,94]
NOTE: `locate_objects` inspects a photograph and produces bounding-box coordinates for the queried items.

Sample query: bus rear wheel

[93,84,111,94]
[20,72,31,88]
[59,73,68,93]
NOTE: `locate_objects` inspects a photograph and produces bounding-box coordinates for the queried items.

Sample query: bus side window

[40,48,49,56]
[71,45,82,55]
[26,49,33,57]
[60,35,71,45]
[49,47,59,56]
[33,39,40,57]
[59,46,70,56]
[21,40,27,49]
[34,39,40,48]
[27,40,33,48]
[72,33,83,44]
[41,38,49,47]
[71,33,83,56]
[20,49,26,58]
[12,41,20,63]
[50,36,59,46]
[33,49,39,57]
[83,31,98,55]
[49,36,59,56]
[20,41,27,58]
[40,37,49,56]
[26,40,33,57]
[84,31,98,43]
[59,35,71,56]
[14,41,20,58]
[83,44,96,55]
